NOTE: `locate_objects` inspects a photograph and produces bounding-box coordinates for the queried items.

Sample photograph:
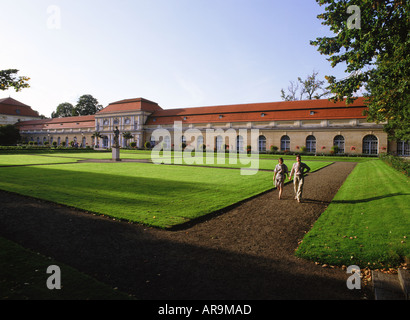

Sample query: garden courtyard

[0,150,408,300]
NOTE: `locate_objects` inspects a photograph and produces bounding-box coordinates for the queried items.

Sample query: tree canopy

[0,69,30,92]
[73,94,103,116]
[311,0,409,141]
[51,102,75,118]
[0,125,21,146]
[281,70,330,101]
[51,94,103,118]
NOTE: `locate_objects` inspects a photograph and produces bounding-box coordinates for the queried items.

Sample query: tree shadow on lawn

[0,191,368,300]
[0,165,270,227]
[331,193,410,204]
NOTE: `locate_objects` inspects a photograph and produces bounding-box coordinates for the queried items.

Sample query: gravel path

[0,161,373,300]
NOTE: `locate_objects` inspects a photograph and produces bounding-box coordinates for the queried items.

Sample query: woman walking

[273,158,288,200]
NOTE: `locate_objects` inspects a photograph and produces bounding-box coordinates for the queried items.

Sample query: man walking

[289,154,310,203]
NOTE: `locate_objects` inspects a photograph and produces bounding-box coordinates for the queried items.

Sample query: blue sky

[0,0,346,116]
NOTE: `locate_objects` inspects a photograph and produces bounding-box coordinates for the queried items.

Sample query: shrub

[381,154,409,177]
[331,145,339,154]
[270,145,278,152]
[299,146,307,153]
[130,142,137,148]
[144,141,151,149]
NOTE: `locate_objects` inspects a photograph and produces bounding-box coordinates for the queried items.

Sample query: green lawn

[295,160,409,268]
[0,154,82,166]
[0,237,133,300]
[0,158,330,228]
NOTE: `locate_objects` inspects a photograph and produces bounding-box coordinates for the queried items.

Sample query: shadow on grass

[0,190,369,300]
[331,193,410,204]
[0,165,271,228]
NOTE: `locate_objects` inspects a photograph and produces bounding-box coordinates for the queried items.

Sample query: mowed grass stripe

[295,160,409,268]
[0,161,330,228]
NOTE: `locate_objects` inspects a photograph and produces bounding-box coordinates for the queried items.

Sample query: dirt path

[0,161,373,300]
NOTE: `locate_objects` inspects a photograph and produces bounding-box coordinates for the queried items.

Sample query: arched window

[215,135,223,151]
[102,136,109,148]
[333,135,345,153]
[164,136,171,149]
[258,135,266,152]
[363,135,378,155]
[197,135,204,150]
[236,135,244,152]
[82,137,86,148]
[306,135,316,153]
[280,135,290,151]
[150,136,156,147]
[57,137,61,145]
[397,140,409,157]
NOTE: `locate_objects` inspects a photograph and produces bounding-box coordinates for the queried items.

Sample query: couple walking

[273,155,310,203]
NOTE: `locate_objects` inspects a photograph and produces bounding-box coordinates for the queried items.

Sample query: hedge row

[381,154,410,177]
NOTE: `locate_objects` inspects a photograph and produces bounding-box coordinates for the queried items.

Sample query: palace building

[15,96,409,156]
[0,97,41,126]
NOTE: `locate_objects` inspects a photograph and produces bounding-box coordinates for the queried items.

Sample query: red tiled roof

[97,98,163,114]
[146,97,368,125]
[17,115,95,131]
[0,97,40,117]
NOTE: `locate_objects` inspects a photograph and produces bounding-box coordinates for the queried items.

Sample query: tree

[122,132,133,147]
[311,0,409,141]
[281,70,330,101]
[0,125,21,145]
[51,102,75,118]
[0,69,30,91]
[73,94,103,116]
[92,131,103,147]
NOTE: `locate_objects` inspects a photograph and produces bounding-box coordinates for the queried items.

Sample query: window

[306,135,316,153]
[333,135,345,153]
[103,119,109,126]
[258,135,266,152]
[215,135,223,150]
[124,118,131,125]
[280,135,290,151]
[150,136,156,147]
[102,136,109,148]
[197,135,204,150]
[236,135,244,152]
[164,136,171,149]
[113,118,119,125]
[397,140,409,156]
[362,135,378,155]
